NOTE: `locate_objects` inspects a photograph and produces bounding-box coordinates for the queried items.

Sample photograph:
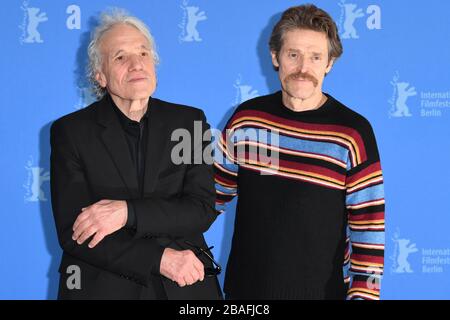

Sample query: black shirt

[109,94,150,228]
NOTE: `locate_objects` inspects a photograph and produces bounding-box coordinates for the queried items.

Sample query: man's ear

[325,58,335,74]
[95,70,107,88]
[271,51,280,69]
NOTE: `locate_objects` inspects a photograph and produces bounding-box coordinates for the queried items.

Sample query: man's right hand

[159,247,205,287]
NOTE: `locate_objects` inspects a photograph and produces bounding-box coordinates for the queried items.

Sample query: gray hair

[87,8,159,98]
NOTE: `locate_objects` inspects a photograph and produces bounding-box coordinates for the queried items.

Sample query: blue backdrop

[1,0,450,299]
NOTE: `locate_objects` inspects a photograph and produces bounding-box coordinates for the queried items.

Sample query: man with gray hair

[50,9,222,299]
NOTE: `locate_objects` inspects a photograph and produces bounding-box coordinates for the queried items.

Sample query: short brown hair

[269,4,343,62]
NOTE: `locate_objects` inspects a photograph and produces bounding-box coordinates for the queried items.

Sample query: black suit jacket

[50,95,222,299]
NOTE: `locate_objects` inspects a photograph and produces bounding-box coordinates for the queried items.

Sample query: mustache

[285,71,319,87]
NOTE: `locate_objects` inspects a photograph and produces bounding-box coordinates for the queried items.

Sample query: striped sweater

[214,91,385,300]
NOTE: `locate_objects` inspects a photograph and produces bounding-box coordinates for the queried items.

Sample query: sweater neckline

[276,91,334,117]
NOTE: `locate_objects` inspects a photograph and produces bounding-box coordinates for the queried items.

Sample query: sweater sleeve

[345,122,385,300]
[213,116,239,213]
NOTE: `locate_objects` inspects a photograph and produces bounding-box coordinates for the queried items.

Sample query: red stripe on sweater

[349,212,385,222]
[215,174,237,187]
[351,253,384,265]
[347,162,382,185]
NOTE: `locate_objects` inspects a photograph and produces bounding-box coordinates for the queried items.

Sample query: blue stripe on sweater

[277,135,349,163]
[346,185,385,205]
[229,127,349,163]
[350,231,385,245]
[215,183,237,195]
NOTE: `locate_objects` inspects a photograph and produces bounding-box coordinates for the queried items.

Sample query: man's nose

[128,54,144,71]
[296,55,309,74]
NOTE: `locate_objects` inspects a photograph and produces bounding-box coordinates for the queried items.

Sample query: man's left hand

[72,200,128,248]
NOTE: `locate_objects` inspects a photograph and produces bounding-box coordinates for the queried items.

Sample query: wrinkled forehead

[281,28,329,52]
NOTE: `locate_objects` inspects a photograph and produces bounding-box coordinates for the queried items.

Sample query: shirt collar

[108,94,150,127]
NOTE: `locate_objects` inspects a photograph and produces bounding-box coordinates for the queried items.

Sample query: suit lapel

[95,96,139,197]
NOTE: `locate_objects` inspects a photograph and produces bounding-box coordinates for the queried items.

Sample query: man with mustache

[215,4,385,300]
[50,9,221,299]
